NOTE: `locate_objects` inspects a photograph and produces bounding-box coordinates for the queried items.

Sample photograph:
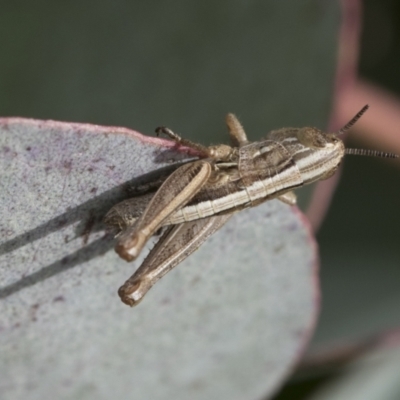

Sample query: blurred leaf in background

[276,0,400,398]
[314,0,400,347]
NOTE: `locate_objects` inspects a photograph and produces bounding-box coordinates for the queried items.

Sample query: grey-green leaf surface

[1,119,318,400]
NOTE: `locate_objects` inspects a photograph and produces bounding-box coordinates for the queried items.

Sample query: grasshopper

[105,105,397,306]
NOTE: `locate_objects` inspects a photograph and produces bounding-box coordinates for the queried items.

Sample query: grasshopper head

[290,128,345,184]
[283,105,397,185]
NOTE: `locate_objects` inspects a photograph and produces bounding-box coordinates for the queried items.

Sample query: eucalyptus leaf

[1,119,318,400]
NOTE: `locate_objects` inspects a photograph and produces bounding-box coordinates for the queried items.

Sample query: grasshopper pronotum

[105,106,397,306]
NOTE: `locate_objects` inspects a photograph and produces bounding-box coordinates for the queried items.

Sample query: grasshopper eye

[297,127,327,149]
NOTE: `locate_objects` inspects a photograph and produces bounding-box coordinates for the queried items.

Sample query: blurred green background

[1,1,399,399]
[315,0,400,347]
[278,0,400,398]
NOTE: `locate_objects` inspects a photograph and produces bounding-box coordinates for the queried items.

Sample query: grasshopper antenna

[337,104,369,135]
[338,105,398,158]
[345,148,398,158]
